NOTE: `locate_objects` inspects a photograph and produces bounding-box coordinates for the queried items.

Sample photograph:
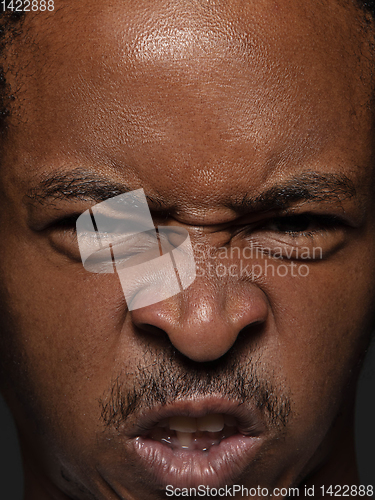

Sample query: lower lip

[132,433,262,489]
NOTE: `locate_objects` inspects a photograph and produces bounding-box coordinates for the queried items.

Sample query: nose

[130,277,268,362]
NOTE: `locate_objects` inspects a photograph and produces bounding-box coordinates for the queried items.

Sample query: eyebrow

[26,169,164,207]
[234,171,356,213]
[26,169,356,213]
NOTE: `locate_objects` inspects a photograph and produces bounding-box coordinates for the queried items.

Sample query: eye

[54,215,79,231]
[263,213,340,235]
[240,212,347,261]
[50,214,163,269]
[46,215,81,261]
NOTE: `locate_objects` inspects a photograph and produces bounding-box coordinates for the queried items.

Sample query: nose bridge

[130,263,269,362]
[179,272,230,326]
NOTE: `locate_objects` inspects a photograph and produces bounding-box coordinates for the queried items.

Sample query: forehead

[3,0,374,210]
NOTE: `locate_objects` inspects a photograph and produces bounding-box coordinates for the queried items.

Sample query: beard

[99,344,291,432]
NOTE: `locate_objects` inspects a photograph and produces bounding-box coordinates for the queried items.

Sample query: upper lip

[127,395,267,438]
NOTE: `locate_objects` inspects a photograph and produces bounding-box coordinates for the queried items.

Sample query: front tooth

[169,416,197,433]
[197,414,225,432]
[176,431,193,448]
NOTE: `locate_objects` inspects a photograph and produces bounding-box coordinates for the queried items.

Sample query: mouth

[129,398,266,489]
[147,413,239,450]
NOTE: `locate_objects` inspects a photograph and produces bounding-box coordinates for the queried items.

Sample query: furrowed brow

[25,169,356,215]
[25,169,165,208]
[234,172,356,213]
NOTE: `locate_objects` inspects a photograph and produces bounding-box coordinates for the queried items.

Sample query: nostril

[134,322,166,336]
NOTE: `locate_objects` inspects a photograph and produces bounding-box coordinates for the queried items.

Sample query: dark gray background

[0,340,374,499]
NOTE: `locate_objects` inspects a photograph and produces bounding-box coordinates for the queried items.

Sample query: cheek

[262,249,375,439]
[0,241,130,441]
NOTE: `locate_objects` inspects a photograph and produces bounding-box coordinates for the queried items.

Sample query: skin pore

[0,0,375,498]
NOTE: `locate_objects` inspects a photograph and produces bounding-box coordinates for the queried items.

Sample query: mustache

[99,349,291,430]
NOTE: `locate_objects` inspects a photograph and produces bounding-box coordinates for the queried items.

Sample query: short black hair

[362,1,375,12]
[0,2,374,134]
[0,10,26,134]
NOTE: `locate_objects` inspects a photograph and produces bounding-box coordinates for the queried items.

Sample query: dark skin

[0,0,375,498]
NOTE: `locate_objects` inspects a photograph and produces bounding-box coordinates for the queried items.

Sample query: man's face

[1,0,375,498]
